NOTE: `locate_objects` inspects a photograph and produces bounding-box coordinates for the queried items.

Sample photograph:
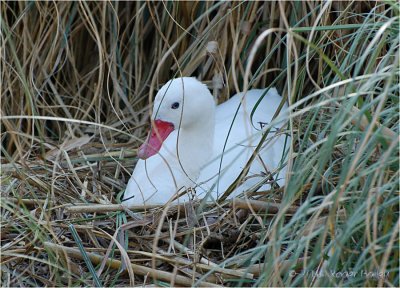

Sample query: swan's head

[138,77,215,159]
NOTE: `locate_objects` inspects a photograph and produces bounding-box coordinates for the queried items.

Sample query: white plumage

[123,77,290,205]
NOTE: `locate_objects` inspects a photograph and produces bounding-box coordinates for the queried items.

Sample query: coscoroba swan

[123,77,290,205]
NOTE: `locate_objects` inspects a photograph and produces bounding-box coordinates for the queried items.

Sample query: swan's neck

[176,115,215,179]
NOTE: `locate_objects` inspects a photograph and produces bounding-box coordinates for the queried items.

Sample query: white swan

[123,77,289,205]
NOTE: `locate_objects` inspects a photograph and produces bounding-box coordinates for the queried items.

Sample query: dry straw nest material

[1,1,399,287]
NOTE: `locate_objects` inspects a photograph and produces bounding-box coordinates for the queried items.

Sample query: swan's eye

[171,102,180,109]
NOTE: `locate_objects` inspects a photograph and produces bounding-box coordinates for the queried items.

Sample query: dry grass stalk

[43,242,220,287]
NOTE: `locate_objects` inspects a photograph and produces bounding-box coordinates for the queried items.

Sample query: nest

[2,136,303,286]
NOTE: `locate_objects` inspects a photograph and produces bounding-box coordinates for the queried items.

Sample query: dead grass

[1,1,399,287]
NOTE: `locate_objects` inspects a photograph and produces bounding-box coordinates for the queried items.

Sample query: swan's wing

[197,88,290,198]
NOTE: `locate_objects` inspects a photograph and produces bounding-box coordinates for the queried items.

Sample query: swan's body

[123,77,289,205]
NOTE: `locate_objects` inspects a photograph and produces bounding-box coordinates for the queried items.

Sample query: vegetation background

[1,1,398,287]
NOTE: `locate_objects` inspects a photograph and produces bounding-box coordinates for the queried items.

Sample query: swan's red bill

[137,119,175,159]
